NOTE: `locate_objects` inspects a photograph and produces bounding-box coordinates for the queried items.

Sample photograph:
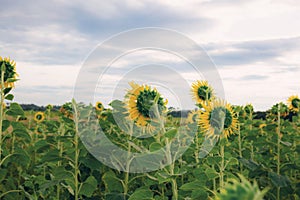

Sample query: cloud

[1,0,300,111]
[206,37,300,66]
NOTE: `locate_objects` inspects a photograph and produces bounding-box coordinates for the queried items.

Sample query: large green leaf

[6,103,24,116]
[102,171,123,193]
[128,188,153,200]
[79,175,98,197]
[180,180,204,191]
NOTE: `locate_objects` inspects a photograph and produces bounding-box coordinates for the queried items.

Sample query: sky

[1,0,300,111]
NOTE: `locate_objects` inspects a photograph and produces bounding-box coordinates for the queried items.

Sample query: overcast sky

[1,0,299,111]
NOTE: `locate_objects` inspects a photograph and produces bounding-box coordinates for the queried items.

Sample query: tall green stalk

[0,68,5,164]
[237,118,243,173]
[276,104,281,200]
[219,143,225,190]
[123,122,133,198]
[72,100,80,200]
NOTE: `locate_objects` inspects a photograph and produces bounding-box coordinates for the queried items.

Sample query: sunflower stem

[276,103,281,200]
[123,122,133,198]
[0,67,5,165]
[72,99,80,200]
[219,142,225,190]
[194,129,200,165]
[165,138,178,200]
[237,121,243,173]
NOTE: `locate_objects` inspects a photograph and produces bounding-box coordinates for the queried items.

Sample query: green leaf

[129,188,153,200]
[149,142,162,152]
[79,176,98,197]
[155,171,172,184]
[105,193,126,200]
[5,94,14,101]
[227,157,239,166]
[268,172,291,187]
[102,171,123,193]
[41,149,62,162]
[6,103,24,116]
[164,128,177,139]
[109,100,126,112]
[2,120,10,131]
[3,87,12,95]
[180,180,204,191]
[191,189,208,199]
[206,156,222,165]
[238,157,259,171]
[3,149,30,168]
[0,169,7,182]
[205,168,218,179]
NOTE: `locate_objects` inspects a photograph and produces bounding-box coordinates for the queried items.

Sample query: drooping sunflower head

[0,57,18,88]
[244,104,254,115]
[60,102,73,119]
[269,102,288,117]
[126,82,167,127]
[34,112,45,123]
[95,101,104,111]
[46,104,53,110]
[199,99,238,139]
[191,80,214,106]
[287,95,300,113]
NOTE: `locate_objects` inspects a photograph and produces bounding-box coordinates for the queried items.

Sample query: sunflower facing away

[95,101,104,111]
[126,82,168,127]
[191,80,214,106]
[34,112,45,123]
[199,99,238,139]
[0,57,18,88]
[287,95,300,113]
[186,110,200,124]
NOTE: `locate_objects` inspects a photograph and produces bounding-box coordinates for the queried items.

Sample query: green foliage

[0,100,298,200]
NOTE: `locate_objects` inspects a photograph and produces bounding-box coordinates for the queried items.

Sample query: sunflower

[46,104,53,110]
[95,101,104,111]
[244,104,254,115]
[34,112,45,123]
[186,110,200,124]
[191,80,214,106]
[126,82,168,127]
[199,99,238,139]
[287,95,300,113]
[60,102,73,119]
[259,123,266,129]
[0,57,18,88]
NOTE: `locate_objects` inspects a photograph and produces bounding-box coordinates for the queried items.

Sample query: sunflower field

[0,57,299,200]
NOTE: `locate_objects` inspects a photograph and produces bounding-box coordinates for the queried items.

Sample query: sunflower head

[95,101,104,111]
[199,99,238,139]
[259,123,266,129]
[60,102,73,119]
[34,112,45,123]
[215,174,268,200]
[287,95,300,113]
[186,110,200,124]
[126,82,167,127]
[270,103,288,117]
[46,104,53,110]
[244,104,254,115]
[191,80,214,106]
[0,57,18,88]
